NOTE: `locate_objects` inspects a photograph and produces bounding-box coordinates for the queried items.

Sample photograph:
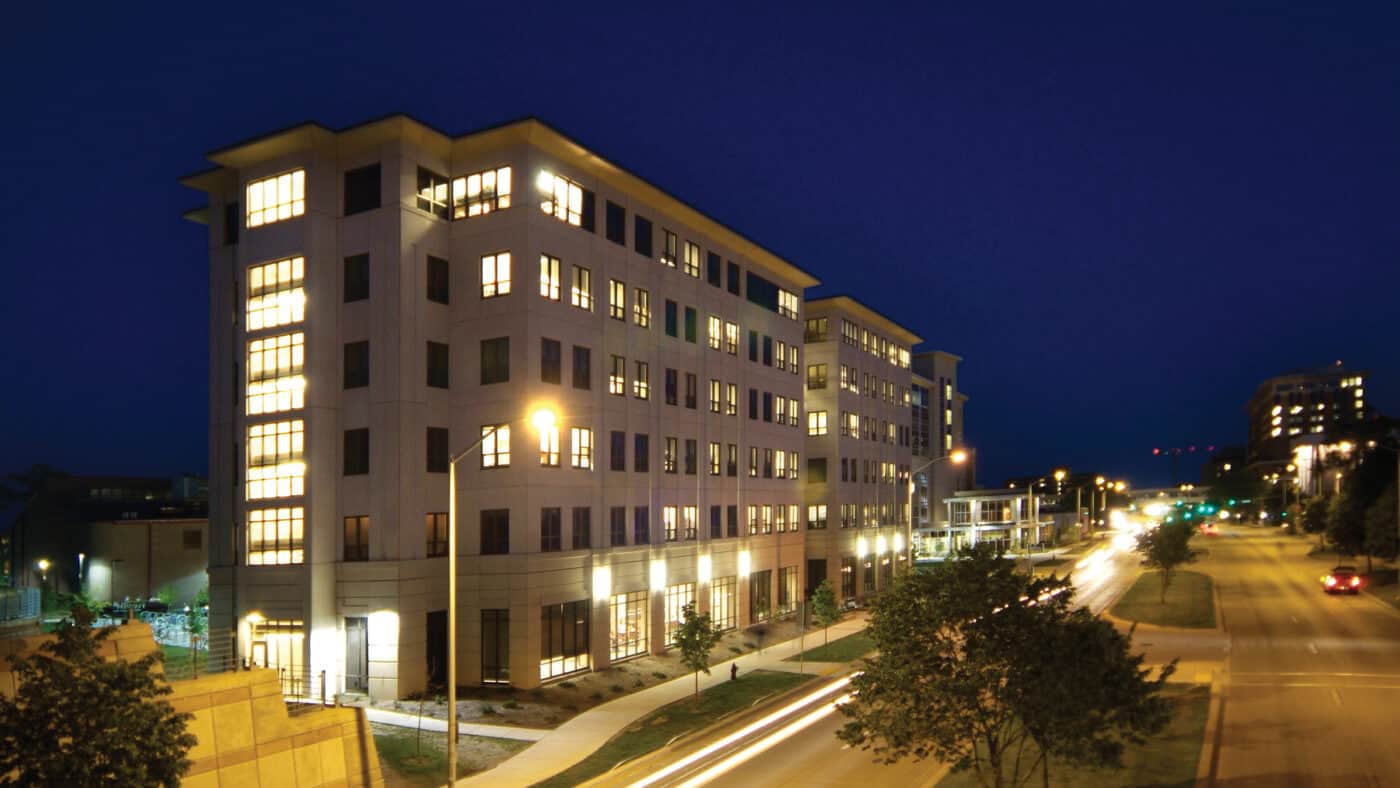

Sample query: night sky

[2,3,1396,488]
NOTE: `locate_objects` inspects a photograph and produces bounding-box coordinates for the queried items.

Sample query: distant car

[1198,522,1219,536]
[1323,565,1362,594]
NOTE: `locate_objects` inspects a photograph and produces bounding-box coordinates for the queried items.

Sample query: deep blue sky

[1,3,1396,487]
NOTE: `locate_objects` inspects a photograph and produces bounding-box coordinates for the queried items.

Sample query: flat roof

[182,114,820,289]
[804,295,922,345]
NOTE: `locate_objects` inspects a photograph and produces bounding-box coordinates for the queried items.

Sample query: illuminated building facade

[185,116,814,695]
[911,350,971,554]
[1246,366,1372,465]
[801,297,916,602]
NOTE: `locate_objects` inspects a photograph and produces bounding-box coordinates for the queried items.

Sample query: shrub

[502,700,521,709]
[610,684,625,694]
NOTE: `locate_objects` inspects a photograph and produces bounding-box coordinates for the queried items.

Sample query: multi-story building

[944,489,1053,553]
[183,116,817,696]
[801,297,917,602]
[1246,365,1372,465]
[911,351,971,554]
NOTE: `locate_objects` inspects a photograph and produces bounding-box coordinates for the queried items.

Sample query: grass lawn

[936,683,1211,788]
[533,670,814,788]
[371,722,529,787]
[1111,570,1216,629]
[785,631,875,662]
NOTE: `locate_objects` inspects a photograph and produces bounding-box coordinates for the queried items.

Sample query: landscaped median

[784,631,875,663]
[1111,570,1217,629]
[533,669,815,788]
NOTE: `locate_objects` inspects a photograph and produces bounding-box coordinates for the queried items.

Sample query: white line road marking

[1331,689,1343,707]
[1307,642,1319,655]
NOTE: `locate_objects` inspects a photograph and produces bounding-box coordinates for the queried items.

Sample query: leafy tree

[837,545,1172,788]
[672,602,722,698]
[1303,496,1331,546]
[1206,466,1264,512]
[809,579,841,647]
[1363,482,1398,565]
[1326,490,1366,561]
[1135,520,1198,603]
[0,604,196,786]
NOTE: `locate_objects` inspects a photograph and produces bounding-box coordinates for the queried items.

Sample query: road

[1205,526,1400,786]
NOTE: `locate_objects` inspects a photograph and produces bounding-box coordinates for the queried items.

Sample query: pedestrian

[730,663,738,681]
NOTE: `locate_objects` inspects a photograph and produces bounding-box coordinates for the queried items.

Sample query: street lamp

[911,449,967,556]
[446,405,556,784]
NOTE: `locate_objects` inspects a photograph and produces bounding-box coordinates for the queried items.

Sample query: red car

[1323,565,1363,594]
[1198,522,1219,536]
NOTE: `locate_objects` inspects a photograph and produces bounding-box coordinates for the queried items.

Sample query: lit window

[245,170,305,228]
[417,167,450,219]
[610,355,626,396]
[571,266,593,310]
[539,425,560,466]
[709,379,722,413]
[724,322,739,355]
[633,361,650,400]
[808,410,828,436]
[247,257,306,331]
[537,170,583,225]
[481,424,510,468]
[726,383,738,416]
[807,504,827,529]
[247,507,304,565]
[247,333,305,415]
[660,230,678,267]
[571,427,593,469]
[452,165,511,219]
[776,340,787,371]
[709,442,721,475]
[540,255,561,300]
[475,252,511,298]
[683,241,701,277]
[778,289,798,320]
[664,438,678,473]
[634,288,651,327]
[776,396,788,425]
[775,451,788,479]
[609,280,626,320]
[246,420,305,500]
[708,316,722,350]
[683,506,698,540]
[664,506,679,541]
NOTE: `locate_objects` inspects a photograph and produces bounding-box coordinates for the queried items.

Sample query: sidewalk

[363,705,550,742]
[459,614,870,786]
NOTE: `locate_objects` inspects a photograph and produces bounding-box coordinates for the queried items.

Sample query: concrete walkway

[363,706,550,742]
[459,614,870,786]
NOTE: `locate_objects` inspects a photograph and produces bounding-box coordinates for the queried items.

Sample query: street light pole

[910,449,967,556]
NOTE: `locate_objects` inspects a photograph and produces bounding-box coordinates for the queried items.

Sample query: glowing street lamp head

[1053,469,1066,482]
[1114,481,1126,492]
[36,558,50,572]
[949,449,968,465]
[530,407,557,434]
[1095,476,1106,486]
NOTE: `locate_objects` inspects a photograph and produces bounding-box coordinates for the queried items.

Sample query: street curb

[1194,672,1224,787]
[1103,570,1224,634]
[1359,586,1400,620]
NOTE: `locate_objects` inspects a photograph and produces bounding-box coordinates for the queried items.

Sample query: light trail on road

[674,693,855,788]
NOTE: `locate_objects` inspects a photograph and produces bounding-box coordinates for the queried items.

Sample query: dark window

[665,369,678,405]
[344,254,369,302]
[223,202,239,246]
[426,513,448,557]
[664,300,678,338]
[428,341,451,388]
[762,336,773,366]
[344,163,381,216]
[610,507,627,546]
[427,255,450,304]
[727,261,741,296]
[726,505,738,538]
[634,434,649,472]
[745,271,780,313]
[344,341,369,389]
[763,392,773,422]
[605,201,625,244]
[427,427,449,473]
[417,167,449,219]
[750,570,772,622]
[610,431,626,471]
[344,429,369,475]
[684,307,697,343]
[572,345,591,389]
[480,337,509,384]
[541,338,561,384]
[727,444,738,477]
[343,516,369,561]
[748,330,758,362]
[710,506,722,539]
[684,439,697,475]
[748,388,758,420]
[808,458,828,483]
[685,373,697,409]
[634,506,650,545]
[479,609,506,684]
[634,215,653,257]
[540,508,561,552]
[580,189,596,232]
[706,252,721,287]
[571,507,591,549]
[481,509,510,555]
[540,601,591,680]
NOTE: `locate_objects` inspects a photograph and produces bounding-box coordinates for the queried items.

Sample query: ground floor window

[880,554,893,588]
[482,609,509,684]
[750,570,772,622]
[610,591,647,661]
[840,557,856,598]
[249,618,304,695]
[665,582,696,645]
[540,600,589,681]
[862,558,875,595]
[710,576,736,631]
[777,566,798,615]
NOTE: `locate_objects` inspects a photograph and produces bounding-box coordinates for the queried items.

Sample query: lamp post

[911,449,967,556]
[446,407,555,785]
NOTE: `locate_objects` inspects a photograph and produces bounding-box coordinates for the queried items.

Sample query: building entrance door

[345,617,368,693]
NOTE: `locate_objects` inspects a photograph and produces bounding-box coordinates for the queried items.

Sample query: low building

[943,489,1054,553]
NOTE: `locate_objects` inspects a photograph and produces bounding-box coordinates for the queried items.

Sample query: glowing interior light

[737,551,751,578]
[697,554,713,585]
[592,565,612,600]
[535,169,554,192]
[893,533,904,554]
[857,537,868,558]
[875,535,887,555]
[650,559,667,591]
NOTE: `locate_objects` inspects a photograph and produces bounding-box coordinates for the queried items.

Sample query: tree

[672,602,722,698]
[836,545,1172,788]
[1326,490,1366,562]
[1303,496,1331,547]
[1206,466,1264,513]
[1363,482,1398,565]
[0,604,196,786]
[1135,520,1198,603]
[810,578,841,647]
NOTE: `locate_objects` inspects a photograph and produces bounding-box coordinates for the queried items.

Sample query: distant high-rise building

[911,351,971,554]
[1246,365,1372,465]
